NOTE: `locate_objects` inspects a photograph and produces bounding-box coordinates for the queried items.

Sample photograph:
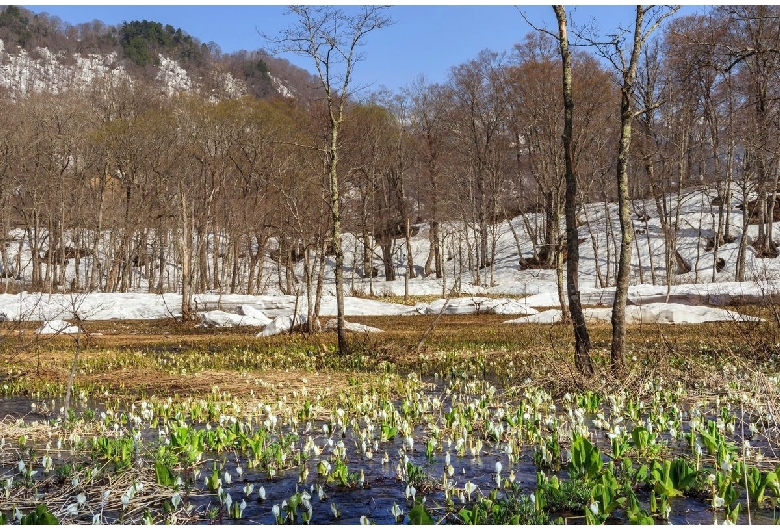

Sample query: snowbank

[408,297,539,316]
[504,303,762,325]
[236,305,273,325]
[199,310,270,328]
[258,314,308,337]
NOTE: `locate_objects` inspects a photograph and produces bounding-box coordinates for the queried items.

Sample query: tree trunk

[179,192,194,322]
[329,126,347,354]
[555,5,593,376]
[611,85,635,375]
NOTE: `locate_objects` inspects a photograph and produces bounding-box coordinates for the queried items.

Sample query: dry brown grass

[1,312,777,403]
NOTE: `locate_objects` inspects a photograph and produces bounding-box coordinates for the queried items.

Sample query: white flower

[271,504,280,518]
[590,501,599,515]
[258,485,266,500]
[405,484,416,500]
[713,496,725,509]
[224,471,232,484]
[360,515,371,525]
[465,481,476,501]
[77,493,87,506]
[243,483,254,497]
[171,492,181,509]
[66,503,79,515]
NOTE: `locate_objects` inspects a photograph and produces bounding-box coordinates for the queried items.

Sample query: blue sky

[23,5,704,95]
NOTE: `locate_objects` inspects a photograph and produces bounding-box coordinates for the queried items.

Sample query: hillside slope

[0,5,317,99]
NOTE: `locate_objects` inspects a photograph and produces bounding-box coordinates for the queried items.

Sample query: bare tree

[590,5,680,375]
[266,5,392,354]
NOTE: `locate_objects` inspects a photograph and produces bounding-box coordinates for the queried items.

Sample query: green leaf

[155,461,176,487]
[21,504,59,525]
[409,501,434,525]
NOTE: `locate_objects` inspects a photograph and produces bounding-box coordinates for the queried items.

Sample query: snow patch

[199,310,269,328]
[258,314,308,337]
[236,305,272,325]
[323,319,383,333]
[414,297,538,316]
[36,320,80,335]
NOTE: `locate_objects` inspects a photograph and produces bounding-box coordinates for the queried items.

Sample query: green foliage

[626,490,655,524]
[649,459,698,497]
[587,467,626,524]
[746,465,779,506]
[92,435,134,471]
[119,20,204,67]
[700,420,736,458]
[329,460,351,487]
[20,504,58,525]
[206,463,221,493]
[459,483,550,525]
[409,500,434,524]
[577,391,602,413]
[405,462,432,491]
[714,470,741,523]
[154,460,176,487]
[534,431,562,471]
[534,472,589,514]
[569,435,602,481]
[381,423,397,441]
[283,491,310,524]
[630,426,659,456]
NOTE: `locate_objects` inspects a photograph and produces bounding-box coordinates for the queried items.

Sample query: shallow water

[1,382,779,525]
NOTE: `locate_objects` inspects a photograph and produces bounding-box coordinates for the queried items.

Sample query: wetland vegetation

[1,310,779,524]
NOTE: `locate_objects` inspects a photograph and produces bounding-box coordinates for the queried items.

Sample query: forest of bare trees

[0,6,778,333]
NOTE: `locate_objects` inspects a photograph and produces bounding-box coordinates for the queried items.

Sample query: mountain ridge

[0,5,318,100]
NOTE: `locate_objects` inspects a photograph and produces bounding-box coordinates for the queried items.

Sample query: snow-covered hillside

[0,186,775,329]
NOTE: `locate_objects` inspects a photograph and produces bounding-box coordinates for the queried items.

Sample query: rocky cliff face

[0,39,126,95]
[0,38,258,99]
